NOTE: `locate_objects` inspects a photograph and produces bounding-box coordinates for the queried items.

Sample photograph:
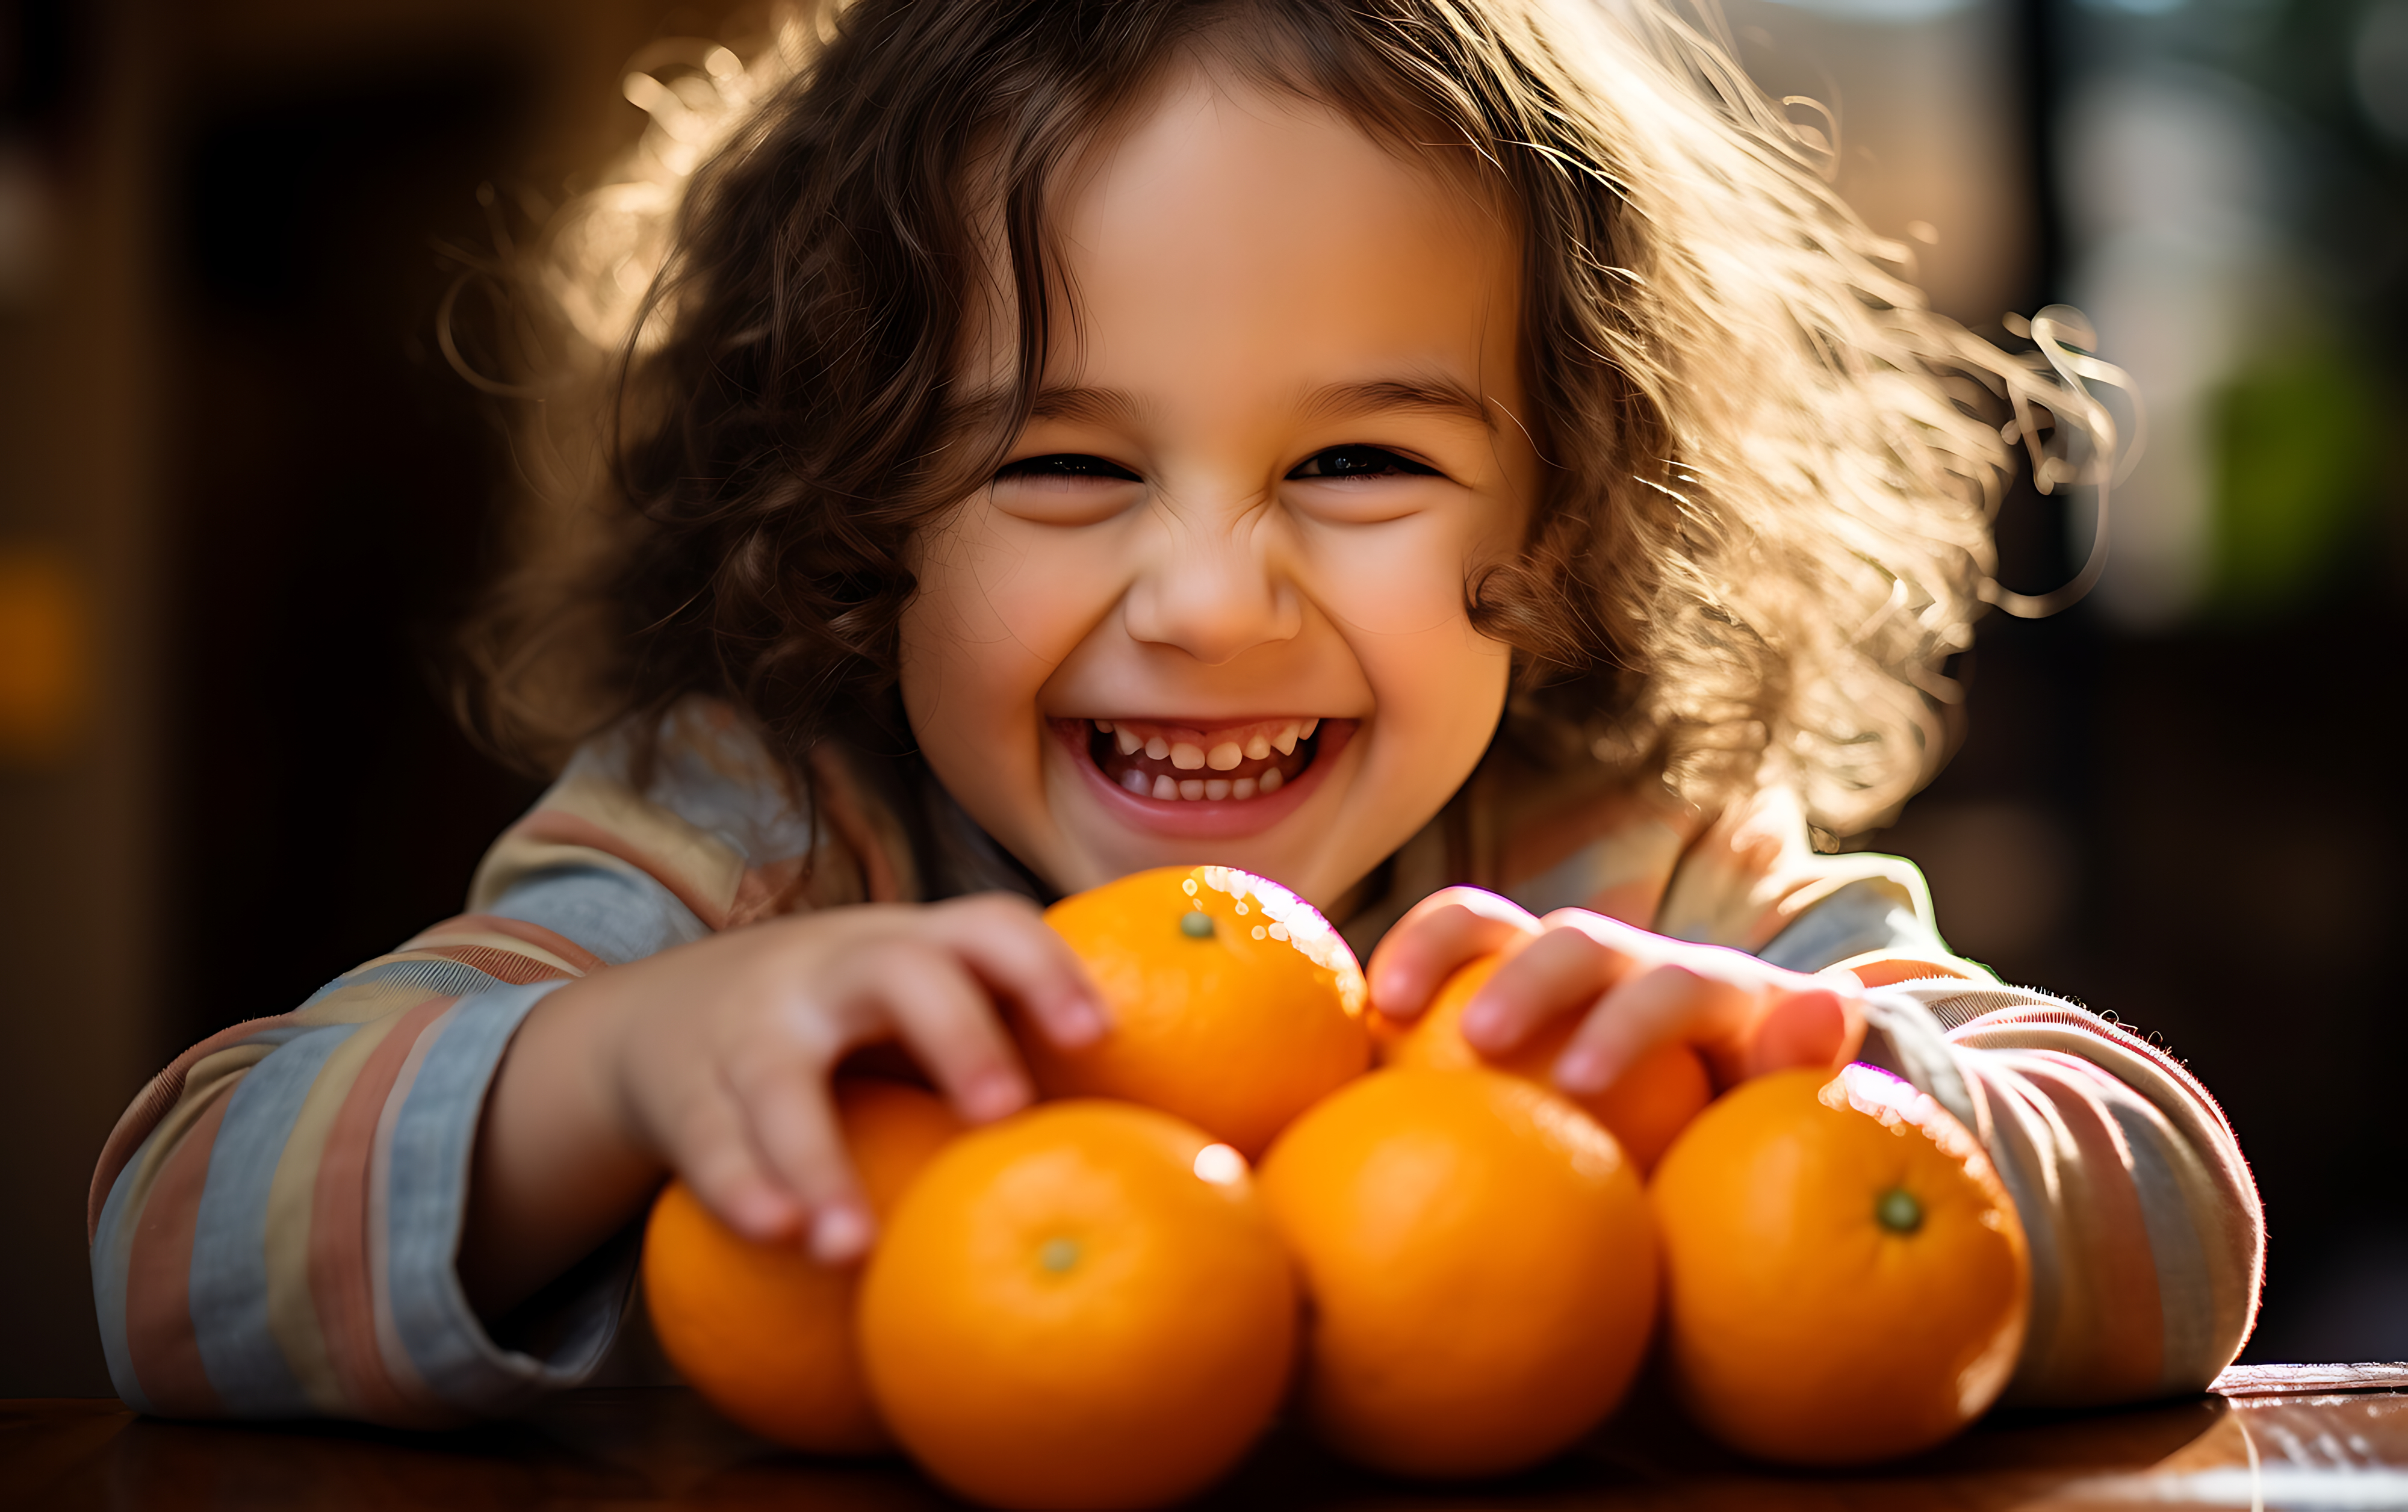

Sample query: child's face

[901,67,1541,908]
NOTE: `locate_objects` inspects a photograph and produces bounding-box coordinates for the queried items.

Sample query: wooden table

[8,1368,2407,1510]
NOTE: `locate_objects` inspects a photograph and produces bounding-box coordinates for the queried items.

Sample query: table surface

[7,1368,2407,1511]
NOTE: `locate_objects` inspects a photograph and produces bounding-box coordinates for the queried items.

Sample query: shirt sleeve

[1527,784,2264,1409]
[1506,777,2265,1409]
[86,700,858,1425]
[85,935,597,1425]
[1849,979,2265,1409]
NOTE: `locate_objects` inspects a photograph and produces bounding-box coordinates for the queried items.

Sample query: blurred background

[1,0,2400,1395]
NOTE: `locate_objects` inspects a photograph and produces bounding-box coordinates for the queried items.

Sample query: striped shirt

[88,698,2262,1423]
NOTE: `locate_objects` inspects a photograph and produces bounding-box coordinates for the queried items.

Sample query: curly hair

[454,0,2117,838]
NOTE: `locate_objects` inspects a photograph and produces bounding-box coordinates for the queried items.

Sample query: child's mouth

[1073,716,1324,802]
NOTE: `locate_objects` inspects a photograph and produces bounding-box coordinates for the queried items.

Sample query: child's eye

[1286,445,1441,480]
[995,453,1143,483]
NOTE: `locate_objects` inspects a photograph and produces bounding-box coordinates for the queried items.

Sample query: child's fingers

[925,893,1108,1049]
[855,941,1036,1126]
[1741,985,1865,1079]
[660,1079,811,1247]
[1531,906,1680,959]
[1550,962,1754,1094]
[722,1050,878,1263]
[1365,886,1542,1022]
[1457,922,1639,1052]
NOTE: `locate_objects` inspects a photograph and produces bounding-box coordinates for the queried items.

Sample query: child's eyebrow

[1299,377,1495,431]
[1028,386,1146,428]
[1025,378,1495,431]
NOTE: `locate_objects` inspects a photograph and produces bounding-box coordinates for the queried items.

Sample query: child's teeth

[1105,719,1323,801]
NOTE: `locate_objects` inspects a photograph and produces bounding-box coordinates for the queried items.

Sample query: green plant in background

[2208,338,2388,613]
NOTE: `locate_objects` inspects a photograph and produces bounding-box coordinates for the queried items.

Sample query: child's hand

[460,895,1101,1315]
[1365,886,1864,1098]
[612,895,1102,1244]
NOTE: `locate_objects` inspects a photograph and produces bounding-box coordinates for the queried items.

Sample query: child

[91,0,2258,1428]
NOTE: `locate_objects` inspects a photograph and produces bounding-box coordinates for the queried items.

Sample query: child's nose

[1122,516,1303,666]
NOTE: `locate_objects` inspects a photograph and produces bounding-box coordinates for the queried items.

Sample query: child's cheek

[989,531,1137,658]
[914,510,1121,657]
[1295,516,1513,788]
[899,515,1041,743]
[1294,515,1504,645]
[899,507,1134,749]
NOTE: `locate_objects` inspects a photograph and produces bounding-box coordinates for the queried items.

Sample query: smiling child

[91,0,2261,1427]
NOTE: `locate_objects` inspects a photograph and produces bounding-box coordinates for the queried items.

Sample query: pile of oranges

[642,866,2032,1508]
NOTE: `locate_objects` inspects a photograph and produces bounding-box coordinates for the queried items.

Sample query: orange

[1376,952,1713,1173]
[1257,1067,1658,1478]
[641,1077,961,1452]
[1029,864,1368,1156]
[1649,1064,2031,1464]
[857,1100,1297,1509]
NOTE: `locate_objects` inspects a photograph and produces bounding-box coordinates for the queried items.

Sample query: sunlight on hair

[432,11,821,401]
[544,25,809,356]
[1987,305,2141,618]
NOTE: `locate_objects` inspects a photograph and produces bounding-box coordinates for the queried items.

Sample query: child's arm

[86,700,1090,1426]
[1371,886,2264,1409]
[452,894,1097,1317]
[85,914,609,1425]
[1882,981,2261,1408]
